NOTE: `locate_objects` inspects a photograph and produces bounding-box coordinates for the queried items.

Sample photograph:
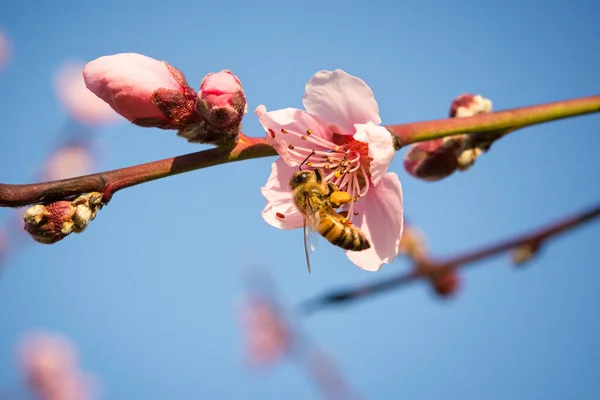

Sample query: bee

[289,163,371,273]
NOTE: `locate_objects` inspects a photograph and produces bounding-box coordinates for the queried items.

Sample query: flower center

[269,127,371,222]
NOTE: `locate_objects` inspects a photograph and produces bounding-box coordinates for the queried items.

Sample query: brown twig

[299,203,600,315]
[1,95,599,209]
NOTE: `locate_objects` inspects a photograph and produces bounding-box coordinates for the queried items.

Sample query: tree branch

[1,95,599,208]
[299,202,600,315]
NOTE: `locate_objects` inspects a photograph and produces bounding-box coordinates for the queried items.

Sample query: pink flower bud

[178,70,247,146]
[83,53,199,129]
[403,138,461,181]
[198,70,246,130]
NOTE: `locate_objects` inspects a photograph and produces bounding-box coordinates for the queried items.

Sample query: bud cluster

[404,94,496,181]
[23,192,103,244]
[84,53,246,146]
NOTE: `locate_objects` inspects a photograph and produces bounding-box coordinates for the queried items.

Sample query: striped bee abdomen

[317,210,371,251]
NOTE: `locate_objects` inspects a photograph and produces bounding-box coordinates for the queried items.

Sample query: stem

[389,94,600,146]
[299,203,600,315]
[1,95,599,208]
[0,134,275,207]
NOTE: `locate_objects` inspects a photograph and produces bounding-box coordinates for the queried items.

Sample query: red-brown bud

[23,193,103,244]
[430,269,461,298]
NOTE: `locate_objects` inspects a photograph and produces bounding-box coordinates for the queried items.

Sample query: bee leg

[327,182,340,195]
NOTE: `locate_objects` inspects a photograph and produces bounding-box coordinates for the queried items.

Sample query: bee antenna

[299,149,316,171]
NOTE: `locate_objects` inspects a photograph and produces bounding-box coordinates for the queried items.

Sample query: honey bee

[289,167,371,273]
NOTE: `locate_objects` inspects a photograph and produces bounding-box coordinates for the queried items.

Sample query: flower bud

[84,53,199,129]
[511,241,541,267]
[430,268,460,298]
[178,70,247,146]
[399,224,428,261]
[403,138,461,181]
[449,94,492,118]
[23,192,103,244]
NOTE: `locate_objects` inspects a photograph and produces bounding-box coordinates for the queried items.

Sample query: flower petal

[302,70,381,135]
[261,159,304,230]
[255,106,333,167]
[353,122,395,186]
[345,172,403,271]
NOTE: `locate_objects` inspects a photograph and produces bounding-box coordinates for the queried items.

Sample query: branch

[388,94,600,145]
[299,202,600,315]
[1,95,599,208]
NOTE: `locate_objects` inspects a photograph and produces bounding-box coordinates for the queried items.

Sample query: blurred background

[1,0,599,398]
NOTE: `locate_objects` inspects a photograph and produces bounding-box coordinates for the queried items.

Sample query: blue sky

[1,0,599,399]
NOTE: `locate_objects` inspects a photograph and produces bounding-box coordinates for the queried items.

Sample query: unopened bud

[399,225,428,261]
[450,94,495,171]
[511,241,541,266]
[23,193,103,244]
[84,53,199,129]
[403,138,461,181]
[430,268,460,298]
[178,70,247,146]
[449,94,493,118]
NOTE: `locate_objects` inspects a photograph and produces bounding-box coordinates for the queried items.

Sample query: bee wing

[302,194,322,274]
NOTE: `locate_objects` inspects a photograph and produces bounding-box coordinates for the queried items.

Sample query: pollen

[340,217,347,224]
[306,162,313,166]
[268,128,275,138]
[306,129,313,135]
[301,135,307,140]
[335,169,345,178]
[276,212,285,219]
[288,144,295,150]
[324,164,330,169]
[281,128,288,134]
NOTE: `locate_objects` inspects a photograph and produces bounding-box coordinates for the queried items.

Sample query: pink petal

[302,70,381,135]
[345,172,404,271]
[83,53,182,121]
[353,122,395,186]
[261,159,304,230]
[255,106,333,167]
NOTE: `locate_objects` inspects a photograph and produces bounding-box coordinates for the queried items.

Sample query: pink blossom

[43,144,94,181]
[0,30,9,70]
[257,70,403,271]
[18,332,97,400]
[54,61,121,125]
[240,297,290,366]
[83,53,198,129]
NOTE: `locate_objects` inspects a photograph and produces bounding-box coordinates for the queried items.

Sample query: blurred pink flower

[256,69,403,272]
[54,62,121,125]
[18,332,98,400]
[83,53,198,129]
[43,144,94,181]
[0,30,10,70]
[0,227,7,265]
[240,297,290,367]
